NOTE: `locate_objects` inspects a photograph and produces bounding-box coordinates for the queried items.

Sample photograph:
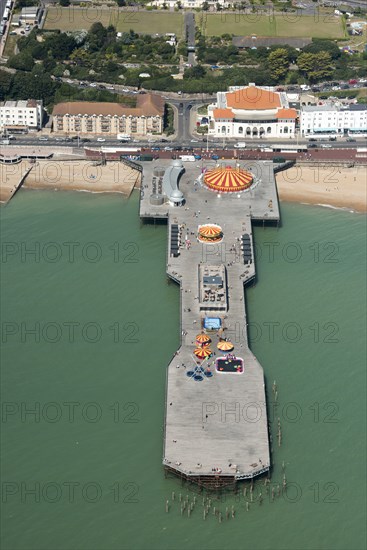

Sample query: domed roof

[204,165,253,193]
[171,189,183,198]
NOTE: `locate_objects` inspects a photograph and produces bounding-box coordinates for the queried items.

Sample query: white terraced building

[207,84,297,139]
[0,100,44,132]
[300,104,367,136]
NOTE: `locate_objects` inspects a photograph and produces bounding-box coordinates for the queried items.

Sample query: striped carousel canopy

[204,165,253,193]
[194,347,212,359]
[217,340,234,351]
[196,333,211,344]
[198,224,222,238]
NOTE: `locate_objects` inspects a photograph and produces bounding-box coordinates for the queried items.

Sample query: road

[0,0,6,20]
[185,12,196,66]
[4,136,363,151]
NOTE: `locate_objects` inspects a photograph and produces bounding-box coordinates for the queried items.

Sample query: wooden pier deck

[139,159,280,488]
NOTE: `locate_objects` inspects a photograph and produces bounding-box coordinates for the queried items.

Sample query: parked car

[89,83,97,87]
[151,146,160,151]
[320,144,332,148]
[346,138,356,142]
[211,154,219,160]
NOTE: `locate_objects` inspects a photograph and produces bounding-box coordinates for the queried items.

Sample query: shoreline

[2,161,366,214]
[0,160,141,203]
[275,165,367,213]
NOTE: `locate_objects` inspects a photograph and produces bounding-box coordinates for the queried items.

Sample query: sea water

[1,190,366,550]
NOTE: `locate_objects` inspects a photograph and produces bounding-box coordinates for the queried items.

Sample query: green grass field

[3,33,19,58]
[200,13,345,39]
[44,8,184,37]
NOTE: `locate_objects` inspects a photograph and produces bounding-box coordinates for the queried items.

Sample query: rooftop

[226,86,281,111]
[52,94,165,118]
[302,104,367,112]
[0,100,40,108]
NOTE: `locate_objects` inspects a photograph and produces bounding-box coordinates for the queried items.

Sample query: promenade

[139,159,280,489]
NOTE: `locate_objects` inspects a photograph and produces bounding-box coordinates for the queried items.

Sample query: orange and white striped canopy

[217,340,234,351]
[204,166,253,193]
[194,347,212,359]
[196,333,211,344]
[198,225,222,237]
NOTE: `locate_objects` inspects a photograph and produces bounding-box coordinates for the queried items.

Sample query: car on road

[161,139,169,143]
[308,138,317,142]
[164,146,173,151]
[98,85,106,89]
[81,138,91,142]
[151,146,160,151]
[308,144,317,148]
[55,137,65,141]
[89,83,97,87]
[38,137,48,141]
[97,138,106,142]
[106,86,114,90]
[346,138,356,142]
[190,139,199,143]
[320,144,332,148]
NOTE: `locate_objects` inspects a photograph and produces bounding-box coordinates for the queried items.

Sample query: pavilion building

[207,84,297,139]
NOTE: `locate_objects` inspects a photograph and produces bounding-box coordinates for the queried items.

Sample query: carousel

[203,165,253,194]
[198,224,223,244]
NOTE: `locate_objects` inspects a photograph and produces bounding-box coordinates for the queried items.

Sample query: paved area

[139,159,279,482]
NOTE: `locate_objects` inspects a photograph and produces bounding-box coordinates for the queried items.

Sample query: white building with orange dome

[207,84,297,139]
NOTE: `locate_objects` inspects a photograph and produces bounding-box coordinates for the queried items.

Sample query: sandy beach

[276,164,367,212]
[1,160,141,203]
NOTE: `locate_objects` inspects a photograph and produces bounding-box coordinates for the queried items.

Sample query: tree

[0,70,13,100]
[10,71,57,105]
[303,39,341,60]
[297,51,333,82]
[7,52,35,71]
[59,0,70,6]
[45,33,77,60]
[87,22,108,52]
[184,65,206,79]
[202,1,209,10]
[268,48,289,81]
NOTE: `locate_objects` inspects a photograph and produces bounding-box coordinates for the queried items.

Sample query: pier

[139,158,280,489]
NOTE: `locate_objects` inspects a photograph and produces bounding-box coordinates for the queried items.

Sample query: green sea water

[0,190,366,550]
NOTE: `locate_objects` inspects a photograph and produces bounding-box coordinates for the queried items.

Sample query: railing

[273,160,296,173]
[120,157,143,173]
